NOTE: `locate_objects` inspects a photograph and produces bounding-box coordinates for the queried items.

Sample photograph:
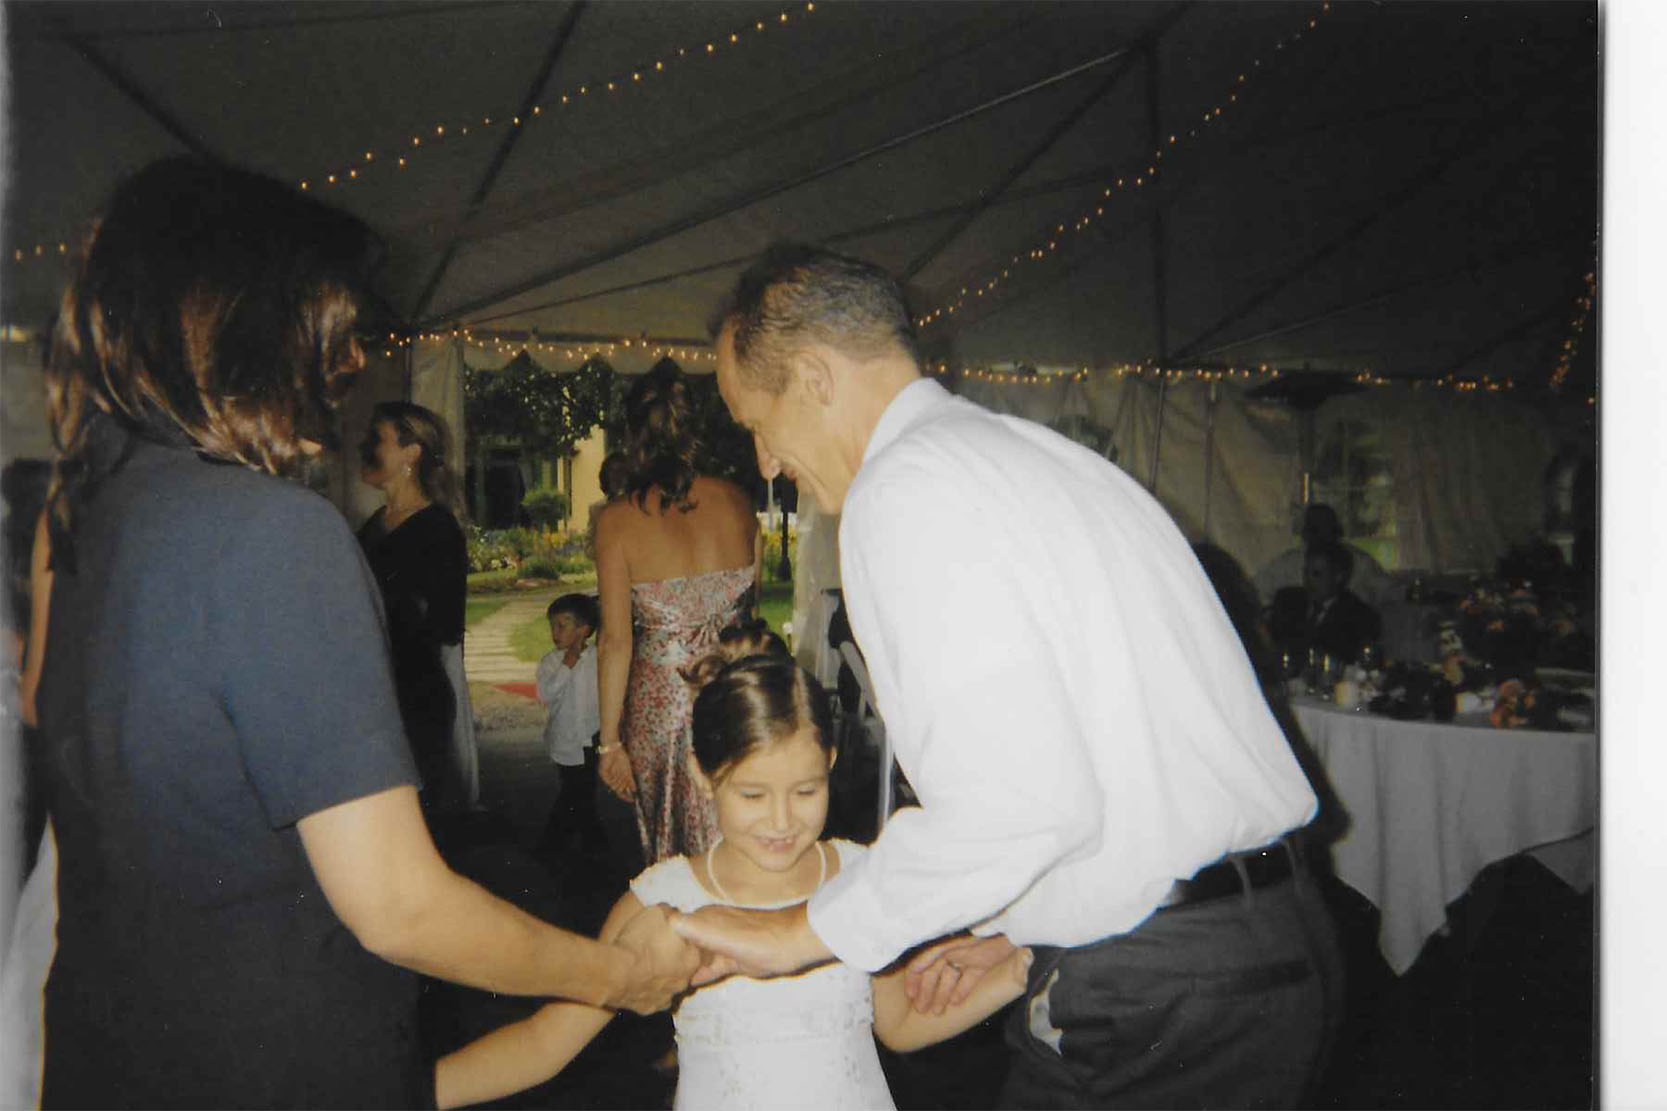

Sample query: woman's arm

[19,511,52,727]
[593,507,635,799]
[434,892,648,1109]
[296,785,692,1011]
[870,939,1031,1053]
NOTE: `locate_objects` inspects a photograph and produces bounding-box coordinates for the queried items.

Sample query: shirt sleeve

[536,651,573,707]
[215,488,418,828]
[808,471,1105,972]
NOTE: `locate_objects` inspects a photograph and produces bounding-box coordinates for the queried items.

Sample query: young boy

[535,593,605,872]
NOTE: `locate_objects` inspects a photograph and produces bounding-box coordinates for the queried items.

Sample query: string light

[399,330,719,366]
[288,3,819,192]
[916,1,1335,328]
[1548,269,1595,391]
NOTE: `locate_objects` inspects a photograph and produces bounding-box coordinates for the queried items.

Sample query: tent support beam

[1144,41,1172,494]
[1168,66,1592,364]
[423,44,1141,327]
[59,26,220,162]
[463,162,1136,328]
[1426,301,1566,383]
[1191,239,1561,361]
[410,1,587,322]
[901,2,1191,282]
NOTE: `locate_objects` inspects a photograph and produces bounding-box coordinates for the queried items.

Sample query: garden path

[462,588,558,686]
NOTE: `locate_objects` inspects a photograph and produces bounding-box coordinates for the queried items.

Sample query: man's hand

[903,933,1021,1015]
[608,903,701,1014]
[669,902,834,986]
[599,746,635,801]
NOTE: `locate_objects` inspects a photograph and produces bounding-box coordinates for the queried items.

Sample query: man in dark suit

[1270,540,1383,666]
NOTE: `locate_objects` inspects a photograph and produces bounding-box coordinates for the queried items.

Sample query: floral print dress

[623,566,756,862]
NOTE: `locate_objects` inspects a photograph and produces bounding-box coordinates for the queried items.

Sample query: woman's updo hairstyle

[683,620,836,783]
[620,357,700,513]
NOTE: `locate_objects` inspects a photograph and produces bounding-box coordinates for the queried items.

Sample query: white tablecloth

[1294,699,1597,974]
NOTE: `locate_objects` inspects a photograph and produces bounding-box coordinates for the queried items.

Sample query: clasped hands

[665,902,1022,1014]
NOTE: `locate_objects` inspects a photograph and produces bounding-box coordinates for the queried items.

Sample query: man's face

[1303,552,1343,605]
[715,326,851,513]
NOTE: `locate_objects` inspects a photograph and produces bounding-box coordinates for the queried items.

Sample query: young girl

[435,624,1032,1110]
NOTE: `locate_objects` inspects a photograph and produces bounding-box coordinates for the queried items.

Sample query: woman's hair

[367,400,465,520]
[43,156,379,570]
[682,620,836,782]
[620,358,700,514]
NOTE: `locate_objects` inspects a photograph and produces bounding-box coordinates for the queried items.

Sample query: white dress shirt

[537,643,599,767]
[807,378,1318,973]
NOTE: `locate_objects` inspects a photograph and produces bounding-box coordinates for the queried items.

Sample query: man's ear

[789,346,836,408]
[687,751,715,799]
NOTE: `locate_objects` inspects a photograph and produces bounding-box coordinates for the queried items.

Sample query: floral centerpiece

[1449,580,1592,681]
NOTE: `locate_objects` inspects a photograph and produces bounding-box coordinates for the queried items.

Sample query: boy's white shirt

[536,643,599,766]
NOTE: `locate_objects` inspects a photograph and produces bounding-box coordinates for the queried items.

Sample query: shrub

[522,488,571,529]
[518,558,561,580]
[467,525,596,579]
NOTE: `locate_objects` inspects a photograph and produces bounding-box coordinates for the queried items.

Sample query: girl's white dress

[630,839,896,1110]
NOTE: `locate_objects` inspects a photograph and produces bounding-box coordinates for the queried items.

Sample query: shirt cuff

[806,852,908,974]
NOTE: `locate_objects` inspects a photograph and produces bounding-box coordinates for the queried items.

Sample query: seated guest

[1270,540,1384,667]
[1254,502,1397,607]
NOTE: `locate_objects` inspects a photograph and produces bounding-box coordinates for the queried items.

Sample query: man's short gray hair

[710,243,920,394]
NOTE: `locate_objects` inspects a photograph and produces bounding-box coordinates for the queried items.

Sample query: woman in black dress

[357,401,469,816]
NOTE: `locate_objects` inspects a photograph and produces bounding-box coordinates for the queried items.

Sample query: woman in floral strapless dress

[621,567,756,860]
[596,360,761,862]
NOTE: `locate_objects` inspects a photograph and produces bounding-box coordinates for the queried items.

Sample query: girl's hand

[600,746,636,801]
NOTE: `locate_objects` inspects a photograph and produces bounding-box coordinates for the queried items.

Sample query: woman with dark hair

[358,400,470,816]
[596,358,760,863]
[33,157,695,1109]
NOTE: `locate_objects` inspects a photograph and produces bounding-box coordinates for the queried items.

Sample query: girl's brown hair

[682,621,836,783]
[44,157,379,570]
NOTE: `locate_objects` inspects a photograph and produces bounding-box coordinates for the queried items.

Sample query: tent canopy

[2,1,1600,584]
[3,0,1599,388]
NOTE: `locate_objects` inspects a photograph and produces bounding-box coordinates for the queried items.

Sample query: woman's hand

[599,746,635,801]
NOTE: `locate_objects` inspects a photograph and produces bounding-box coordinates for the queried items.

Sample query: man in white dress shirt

[674,244,1342,1108]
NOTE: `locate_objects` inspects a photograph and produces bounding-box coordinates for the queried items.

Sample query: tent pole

[1168,64,1593,364]
[901,2,1191,281]
[1143,41,1172,495]
[1202,379,1218,540]
[426,45,1141,326]
[410,2,587,323]
[58,27,221,162]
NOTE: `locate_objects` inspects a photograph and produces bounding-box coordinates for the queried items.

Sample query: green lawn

[497,578,796,665]
[464,597,509,629]
[759,580,792,640]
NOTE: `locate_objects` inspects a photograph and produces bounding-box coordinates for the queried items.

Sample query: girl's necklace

[705,839,826,907]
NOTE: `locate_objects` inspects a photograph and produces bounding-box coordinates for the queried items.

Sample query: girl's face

[358,421,417,490]
[704,724,833,878]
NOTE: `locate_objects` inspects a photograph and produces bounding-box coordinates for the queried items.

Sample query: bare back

[599,475,759,584]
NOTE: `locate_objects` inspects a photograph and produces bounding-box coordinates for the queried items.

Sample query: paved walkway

[463,588,559,685]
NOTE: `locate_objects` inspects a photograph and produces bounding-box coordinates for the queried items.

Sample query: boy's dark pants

[1001,845,1343,1110]
[539,747,605,863]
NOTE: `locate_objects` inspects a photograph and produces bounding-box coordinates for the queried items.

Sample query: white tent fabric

[0,0,1598,578]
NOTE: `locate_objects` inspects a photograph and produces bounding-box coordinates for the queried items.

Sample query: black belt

[1158,836,1300,911]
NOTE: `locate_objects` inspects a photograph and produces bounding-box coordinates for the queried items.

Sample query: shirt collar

[861,377,950,466]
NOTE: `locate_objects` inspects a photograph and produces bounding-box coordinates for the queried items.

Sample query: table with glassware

[1292,695,1596,974]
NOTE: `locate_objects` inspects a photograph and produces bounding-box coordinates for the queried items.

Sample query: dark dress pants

[1002,861,1343,1110]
